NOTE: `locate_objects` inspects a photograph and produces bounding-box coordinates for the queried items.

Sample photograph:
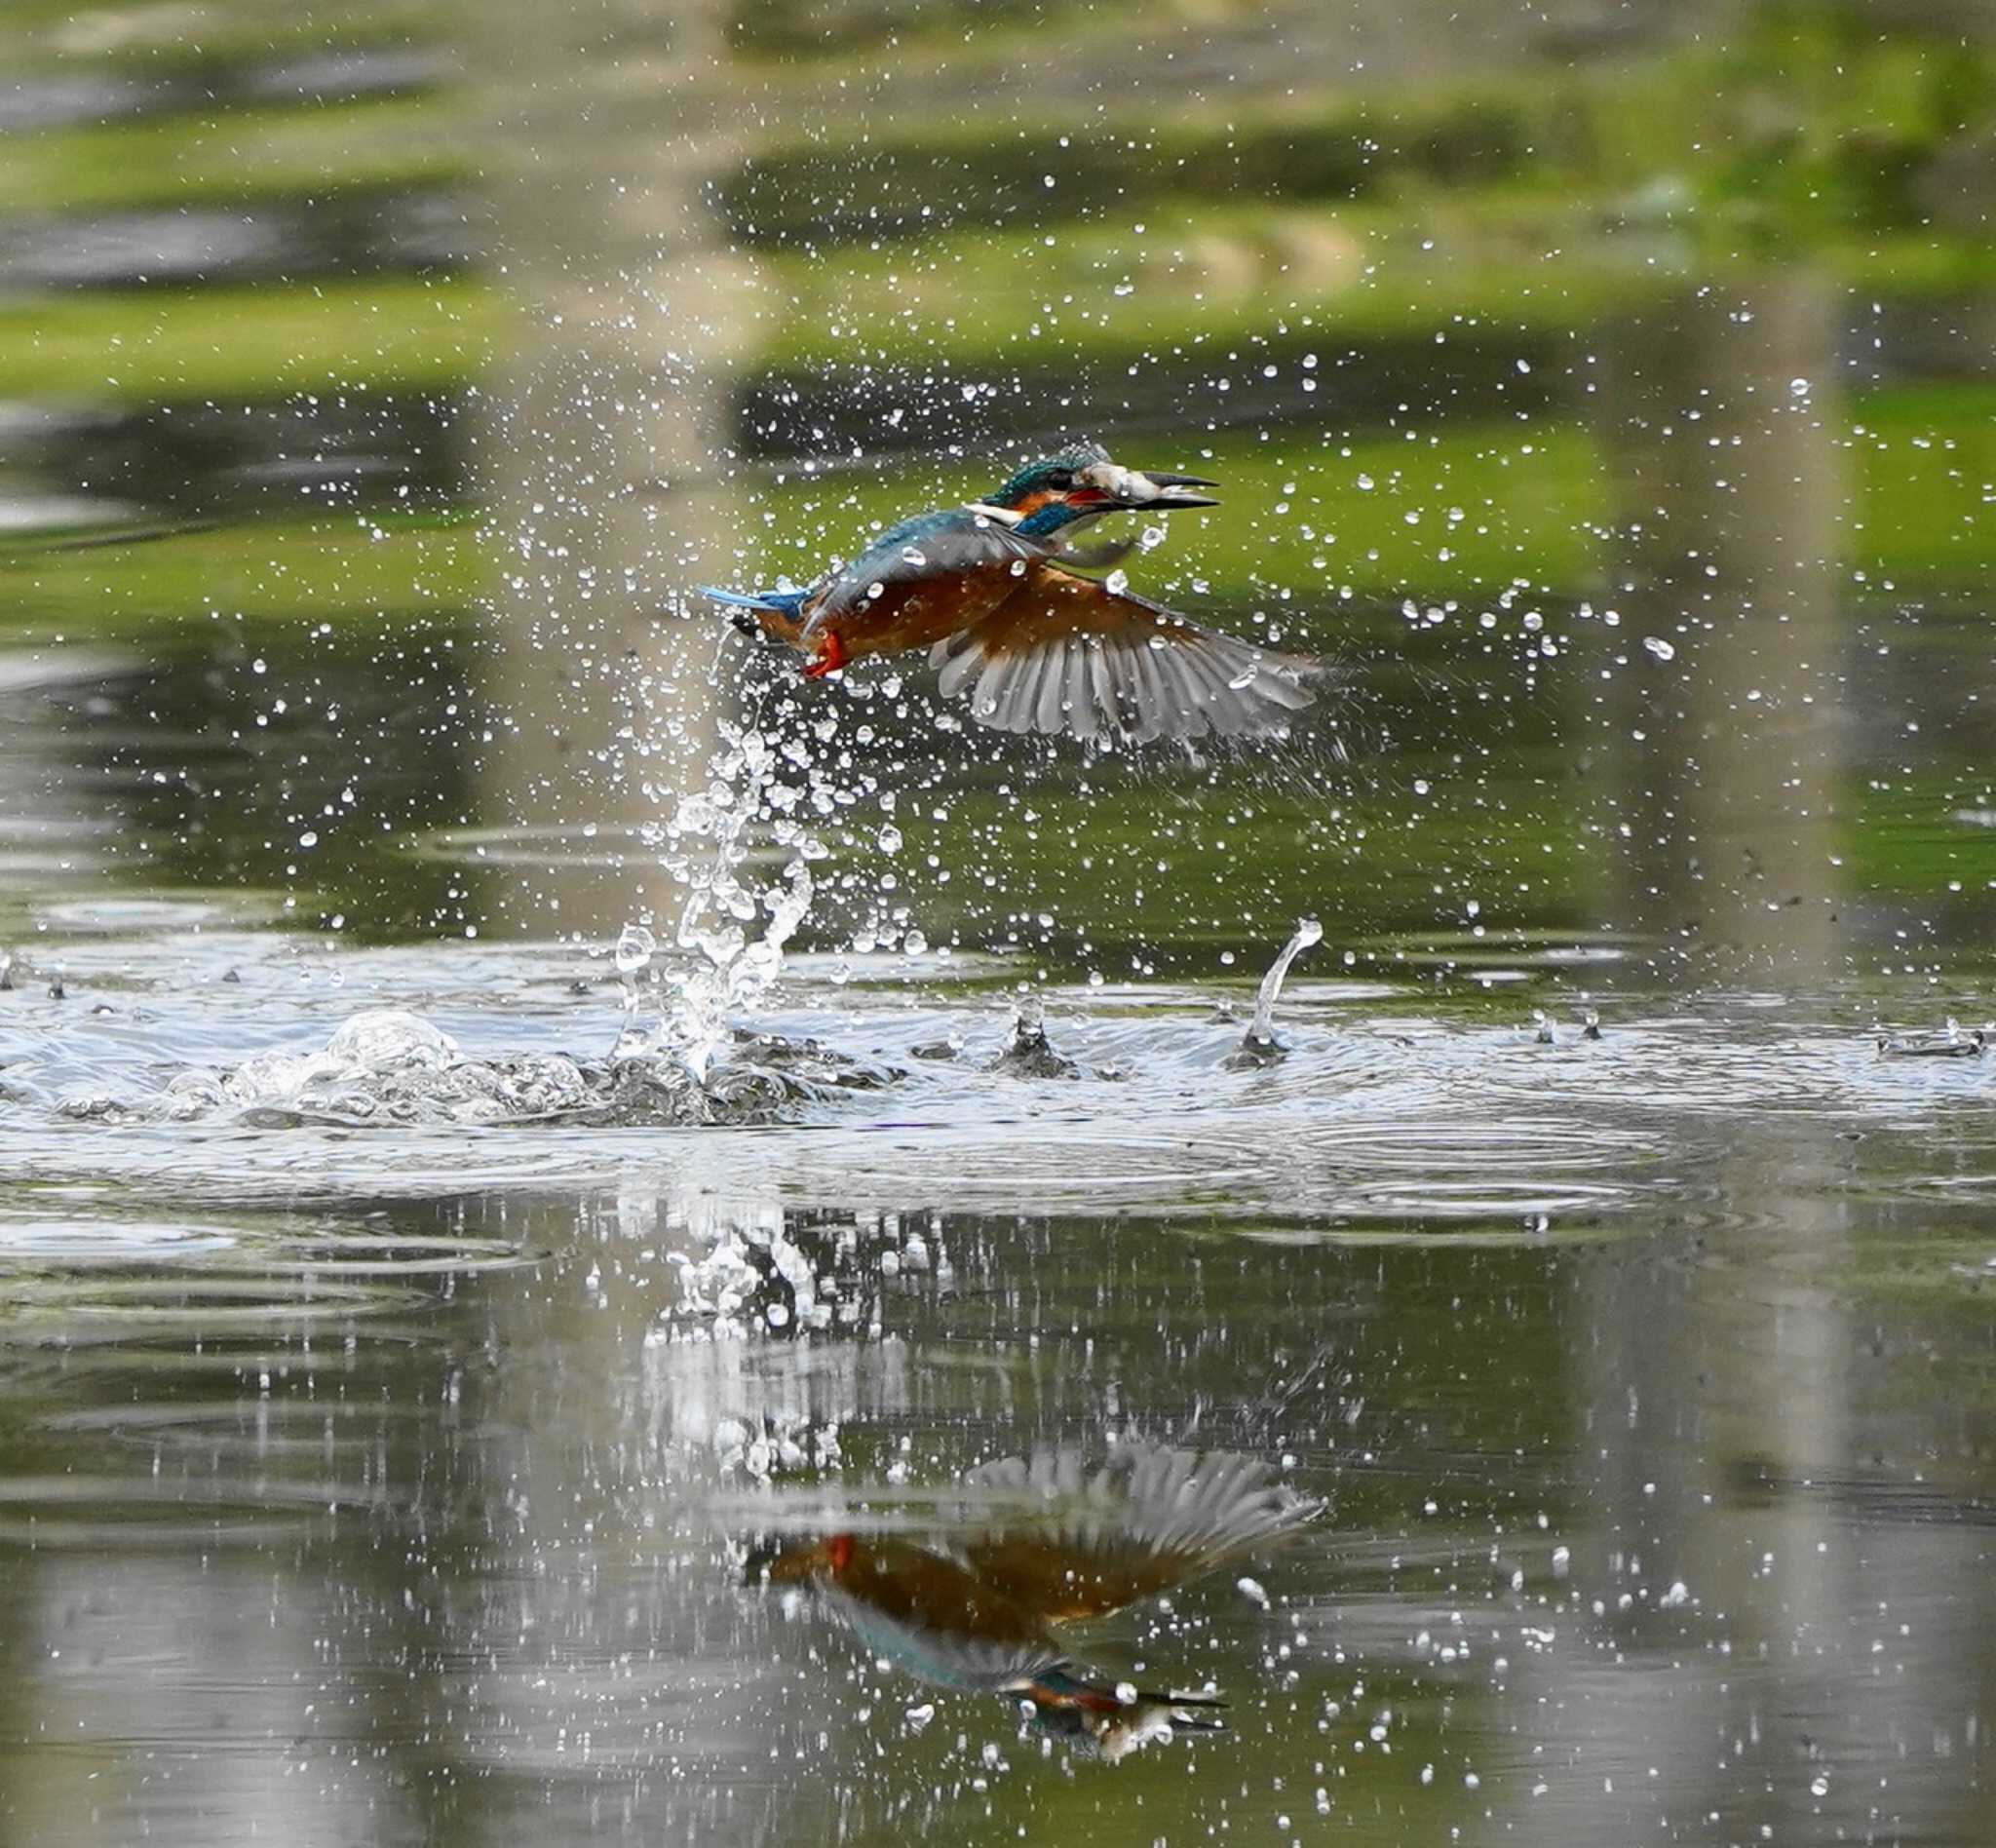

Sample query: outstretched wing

[952,1444,1324,1625]
[929,562,1316,744]
[813,1541,1067,1694]
[808,508,1050,631]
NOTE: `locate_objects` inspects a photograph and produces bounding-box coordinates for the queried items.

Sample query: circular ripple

[1284,1118,1666,1172]
[0,1472,354,1548]
[272,1233,545,1276]
[0,1215,242,1260]
[1345,1177,1636,1217]
[0,1272,430,1339]
[838,1128,1265,1201]
[42,1396,440,1459]
[34,895,269,933]
[1363,929,1649,971]
[1232,1213,1634,1248]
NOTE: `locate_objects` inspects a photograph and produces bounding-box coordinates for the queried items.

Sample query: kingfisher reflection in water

[745,1444,1322,1759]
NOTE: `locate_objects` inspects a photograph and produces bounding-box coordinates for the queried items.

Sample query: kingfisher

[744,1442,1321,1758]
[701,442,1317,746]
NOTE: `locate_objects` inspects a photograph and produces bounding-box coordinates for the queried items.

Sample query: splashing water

[639,718,827,1084]
[989,989,1082,1078]
[612,922,657,1057]
[1249,917,1323,1041]
[1224,917,1323,1067]
[1877,1016,1988,1059]
[108,1008,895,1131]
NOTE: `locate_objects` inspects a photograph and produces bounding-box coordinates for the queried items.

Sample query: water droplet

[615,924,656,978]
[1643,635,1675,661]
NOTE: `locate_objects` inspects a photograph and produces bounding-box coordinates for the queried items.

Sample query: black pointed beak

[1137,470,1220,509]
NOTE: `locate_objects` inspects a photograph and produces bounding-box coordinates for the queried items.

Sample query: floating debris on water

[1220,917,1322,1069]
[1876,1019,1986,1059]
[577,1033,897,1127]
[988,993,1081,1078]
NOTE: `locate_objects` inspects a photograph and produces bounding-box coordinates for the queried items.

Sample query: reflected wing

[808,1538,1066,1694]
[818,1585,1067,1695]
[929,562,1316,744]
[809,510,1049,630]
[954,1445,1323,1625]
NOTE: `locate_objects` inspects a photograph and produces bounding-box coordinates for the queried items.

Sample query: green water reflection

[0,1146,1988,1842]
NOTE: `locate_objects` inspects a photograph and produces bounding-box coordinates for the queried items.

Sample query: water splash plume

[1222,918,1323,1069]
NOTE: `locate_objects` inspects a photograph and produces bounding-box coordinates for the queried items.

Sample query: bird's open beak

[1133,470,1219,509]
[1063,465,1220,513]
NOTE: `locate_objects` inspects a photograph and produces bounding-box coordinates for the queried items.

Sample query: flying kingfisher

[701,442,1317,745]
[744,1442,1322,1758]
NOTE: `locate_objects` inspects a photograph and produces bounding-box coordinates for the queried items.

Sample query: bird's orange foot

[802,632,848,679]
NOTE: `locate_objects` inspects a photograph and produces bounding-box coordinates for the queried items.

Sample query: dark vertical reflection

[1571,286,1874,1827]
[1595,274,1847,982]
[468,0,756,937]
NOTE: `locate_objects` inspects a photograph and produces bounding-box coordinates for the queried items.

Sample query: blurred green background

[1,0,1992,977]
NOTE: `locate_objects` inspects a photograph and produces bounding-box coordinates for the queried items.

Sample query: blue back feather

[700,585,810,615]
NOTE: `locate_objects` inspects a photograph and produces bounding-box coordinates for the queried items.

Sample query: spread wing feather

[950,1444,1324,1625]
[929,563,1316,744]
[817,1585,1067,1693]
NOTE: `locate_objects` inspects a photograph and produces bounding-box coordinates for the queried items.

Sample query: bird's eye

[1046,470,1072,488]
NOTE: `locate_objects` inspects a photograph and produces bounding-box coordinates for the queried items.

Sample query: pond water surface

[2,657,1993,1842]
[5,3,1996,1843]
